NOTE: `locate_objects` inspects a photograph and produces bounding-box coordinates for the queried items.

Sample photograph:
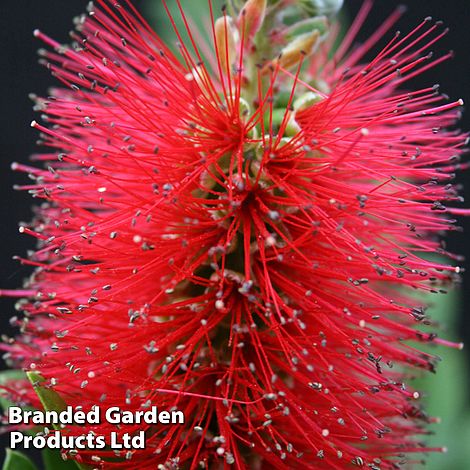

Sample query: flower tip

[239,0,267,41]
[10,162,18,171]
[412,391,420,400]
[33,29,41,38]
[18,226,25,234]
[441,447,448,454]
[360,128,369,136]
[458,98,464,106]
[30,120,38,128]
[458,342,465,350]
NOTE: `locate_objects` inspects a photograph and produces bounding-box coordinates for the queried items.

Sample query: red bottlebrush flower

[2,0,468,468]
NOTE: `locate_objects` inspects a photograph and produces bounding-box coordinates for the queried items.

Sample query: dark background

[0,0,469,466]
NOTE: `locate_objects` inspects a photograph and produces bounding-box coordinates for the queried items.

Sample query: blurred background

[0,1,469,468]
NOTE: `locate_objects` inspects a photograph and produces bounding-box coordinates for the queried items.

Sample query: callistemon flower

[1,0,468,468]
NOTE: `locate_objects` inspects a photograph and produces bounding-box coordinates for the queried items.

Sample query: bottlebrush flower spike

[1,0,468,468]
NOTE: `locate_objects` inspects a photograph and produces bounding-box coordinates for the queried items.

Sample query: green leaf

[26,372,67,430]
[27,372,89,470]
[42,449,79,470]
[2,449,38,470]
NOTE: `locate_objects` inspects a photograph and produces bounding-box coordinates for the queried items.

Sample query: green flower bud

[284,16,329,42]
[294,91,323,111]
[276,30,321,70]
[301,0,344,16]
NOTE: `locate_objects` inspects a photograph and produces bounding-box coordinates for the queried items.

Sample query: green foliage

[26,373,89,469]
[412,290,470,469]
[0,372,87,470]
[2,450,37,470]
[1,449,80,470]
[26,372,67,430]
